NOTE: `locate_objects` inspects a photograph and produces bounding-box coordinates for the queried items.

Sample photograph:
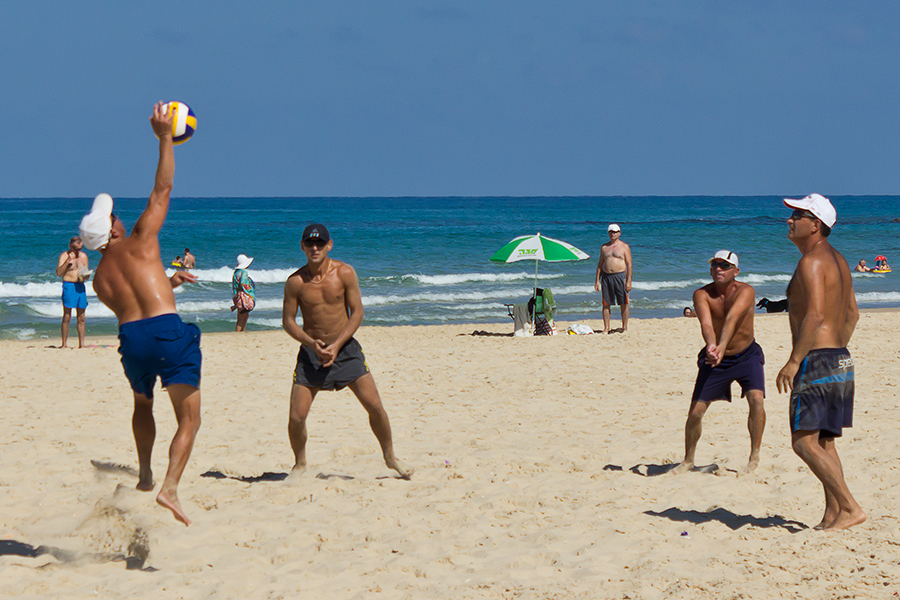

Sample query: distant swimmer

[181,248,196,269]
[676,251,766,474]
[682,307,695,318]
[594,223,632,333]
[79,102,201,526]
[56,235,89,348]
[854,259,871,273]
[777,194,865,531]
[282,223,413,480]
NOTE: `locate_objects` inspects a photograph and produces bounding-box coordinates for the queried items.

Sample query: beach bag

[233,291,255,312]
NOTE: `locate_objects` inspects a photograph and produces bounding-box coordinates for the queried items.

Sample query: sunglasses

[303,238,327,248]
[711,261,735,270]
[790,209,817,221]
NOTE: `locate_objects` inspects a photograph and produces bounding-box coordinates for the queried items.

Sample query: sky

[3,1,900,198]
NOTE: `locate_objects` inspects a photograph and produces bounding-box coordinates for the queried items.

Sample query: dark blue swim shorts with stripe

[118,313,202,399]
[789,348,854,439]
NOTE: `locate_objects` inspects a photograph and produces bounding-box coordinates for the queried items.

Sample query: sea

[1,196,898,341]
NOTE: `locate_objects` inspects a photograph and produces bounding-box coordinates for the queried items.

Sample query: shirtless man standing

[594,223,632,333]
[676,251,766,474]
[78,102,201,526]
[56,235,89,348]
[776,194,865,531]
[282,223,412,480]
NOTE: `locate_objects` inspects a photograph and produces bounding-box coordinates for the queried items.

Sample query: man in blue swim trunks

[56,235,89,348]
[78,102,200,526]
[282,223,413,480]
[777,193,865,531]
[676,250,767,475]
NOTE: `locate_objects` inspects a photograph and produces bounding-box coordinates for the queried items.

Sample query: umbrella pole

[533,260,538,324]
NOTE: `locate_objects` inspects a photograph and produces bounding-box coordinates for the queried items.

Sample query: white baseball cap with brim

[79,193,114,250]
[709,250,739,268]
[235,254,254,270]
[608,223,621,232]
[783,193,836,228]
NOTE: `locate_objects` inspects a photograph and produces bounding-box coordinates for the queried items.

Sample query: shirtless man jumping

[776,194,865,531]
[282,223,412,480]
[79,102,201,526]
[676,251,766,474]
[56,235,89,348]
[594,223,632,333]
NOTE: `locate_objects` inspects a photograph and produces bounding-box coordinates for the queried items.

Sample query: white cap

[607,223,621,233]
[78,193,114,250]
[709,250,739,268]
[235,254,254,270]
[783,193,836,228]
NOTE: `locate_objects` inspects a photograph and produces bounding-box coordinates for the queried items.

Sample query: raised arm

[56,251,74,277]
[132,102,175,240]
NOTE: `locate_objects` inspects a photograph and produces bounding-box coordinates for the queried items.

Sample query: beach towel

[512,303,533,337]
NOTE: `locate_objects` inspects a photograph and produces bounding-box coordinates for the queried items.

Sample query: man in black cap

[282,223,413,479]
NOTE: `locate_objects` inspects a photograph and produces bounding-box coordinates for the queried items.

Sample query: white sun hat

[235,254,254,270]
[79,193,114,250]
[783,193,836,228]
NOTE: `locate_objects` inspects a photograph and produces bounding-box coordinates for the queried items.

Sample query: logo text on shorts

[838,357,854,368]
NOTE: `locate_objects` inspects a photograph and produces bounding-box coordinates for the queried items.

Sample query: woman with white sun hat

[231,254,256,332]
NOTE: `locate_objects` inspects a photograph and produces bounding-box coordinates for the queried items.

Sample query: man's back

[787,241,855,349]
[93,235,176,324]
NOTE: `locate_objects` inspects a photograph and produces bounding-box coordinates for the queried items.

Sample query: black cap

[302,223,330,243]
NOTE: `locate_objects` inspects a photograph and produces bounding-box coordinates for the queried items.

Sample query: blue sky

[3,2,900,197]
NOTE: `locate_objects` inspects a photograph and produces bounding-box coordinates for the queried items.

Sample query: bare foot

[673,460,694,474]
[156,489,191,526]
[823,508,866,531]
[385,457,414,480]
[739,454,760,475]
[286,463,308,483]
[136,468,155,491]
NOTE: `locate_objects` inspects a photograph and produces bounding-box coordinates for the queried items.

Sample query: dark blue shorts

[118,314,202,399]
[691,340,766,403]
[293,337,369,391]
[62,281,88,310]
[789,348,854,439]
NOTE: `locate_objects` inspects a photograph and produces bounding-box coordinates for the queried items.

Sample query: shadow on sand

[644,507,808,533]
[602,463,720,476]
[0,539,155,571]
[201,470,289,483]
[464,330,513,337]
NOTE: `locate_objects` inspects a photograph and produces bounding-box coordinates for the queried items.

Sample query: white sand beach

[1,312,899,598]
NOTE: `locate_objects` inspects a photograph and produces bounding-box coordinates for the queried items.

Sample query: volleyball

[159,101,197,145]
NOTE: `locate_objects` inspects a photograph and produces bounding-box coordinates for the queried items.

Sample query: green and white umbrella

[489,232,590,290]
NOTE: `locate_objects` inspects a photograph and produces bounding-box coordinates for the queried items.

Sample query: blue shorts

[62,281,88,310]
[118,314,202,399]
[789,348,854,439]
[691,340,766,402]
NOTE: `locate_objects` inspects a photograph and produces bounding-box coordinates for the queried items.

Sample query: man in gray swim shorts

[283,223,413,480]
[594,223,632,333]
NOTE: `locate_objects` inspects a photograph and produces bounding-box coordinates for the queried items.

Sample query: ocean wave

[857,291,900,303]
[165,267,297,284]
[22,301,116,318]
[0,281,97,298]
[397,272,566,286]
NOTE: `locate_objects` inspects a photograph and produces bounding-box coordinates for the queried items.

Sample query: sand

[1,312,899,599]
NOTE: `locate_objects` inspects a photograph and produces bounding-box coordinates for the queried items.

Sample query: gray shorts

[601,271,628,306]
[293,337,370,391]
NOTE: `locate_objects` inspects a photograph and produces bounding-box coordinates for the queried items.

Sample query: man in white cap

[675,250,766,474]
[79,102,201,526]
[594,223,632,333]
[776,193,865,531]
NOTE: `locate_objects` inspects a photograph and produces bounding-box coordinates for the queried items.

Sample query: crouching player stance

[79,102,201,526]
[676,251,766,475]
[282,223,412,480]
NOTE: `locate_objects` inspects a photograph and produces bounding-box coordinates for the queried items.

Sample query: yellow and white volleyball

[157,101,197,145]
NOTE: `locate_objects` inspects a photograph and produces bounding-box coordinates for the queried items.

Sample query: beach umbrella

[489,232,590,290]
